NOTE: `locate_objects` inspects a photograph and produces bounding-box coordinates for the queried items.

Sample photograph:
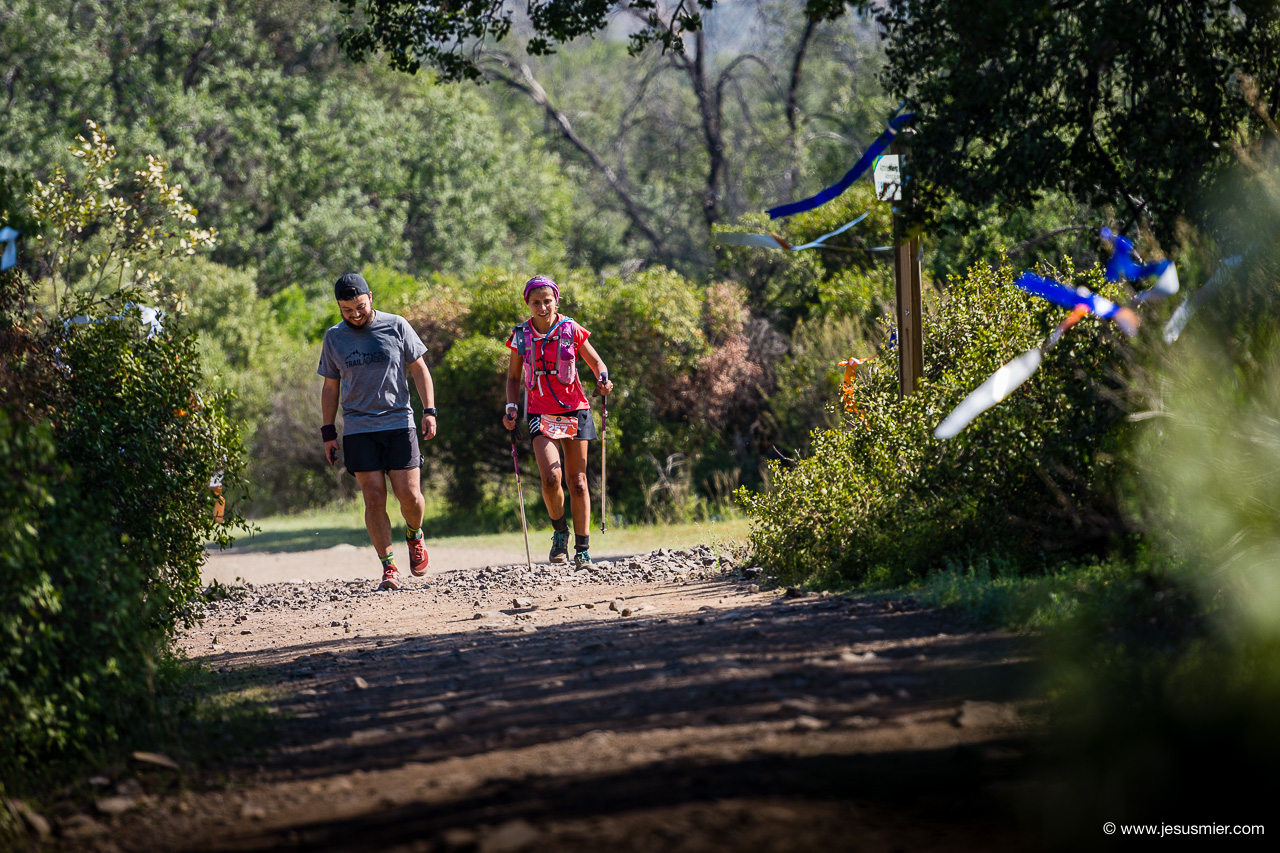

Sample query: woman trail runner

[503,275,613,566]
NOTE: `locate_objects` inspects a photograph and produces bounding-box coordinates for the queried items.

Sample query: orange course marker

[838,355,875,425]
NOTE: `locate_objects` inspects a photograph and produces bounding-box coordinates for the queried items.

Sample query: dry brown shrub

[702,281,748,345]
[397,290,468,367]
[666,334,764,426]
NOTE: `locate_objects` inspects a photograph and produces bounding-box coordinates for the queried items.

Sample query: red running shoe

[407,531,429,576]
[379,565,404,590]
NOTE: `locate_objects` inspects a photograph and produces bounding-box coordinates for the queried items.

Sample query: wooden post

[891,130,924,398]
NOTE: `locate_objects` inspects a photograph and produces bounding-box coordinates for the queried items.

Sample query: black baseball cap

[334,272,371,301]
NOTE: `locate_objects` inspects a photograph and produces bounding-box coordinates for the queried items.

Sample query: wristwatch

[422,407,437,416]
[505,403,519,416]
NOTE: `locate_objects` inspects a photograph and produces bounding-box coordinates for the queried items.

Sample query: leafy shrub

[57,315,241,609]
[242,339,349,515]
[433,334,516,508]
[269,283,337,342]
[1131,155,1280,648]
[0,312,242,788]
[740,261,1134,586]
[1,121,244,793]
[757,314,869,460]
[587,268,714,521]
[391,272,469,368]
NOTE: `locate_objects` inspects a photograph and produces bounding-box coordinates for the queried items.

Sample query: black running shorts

[342,428,422,474]
[527,409,597,441]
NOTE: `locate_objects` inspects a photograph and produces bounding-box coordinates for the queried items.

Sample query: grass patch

[903,555,1156,631]
[213,500,369,552]
[784,547,1188,637]
[216,500,751,556]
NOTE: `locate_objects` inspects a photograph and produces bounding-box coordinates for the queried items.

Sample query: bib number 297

[541,415,578,440]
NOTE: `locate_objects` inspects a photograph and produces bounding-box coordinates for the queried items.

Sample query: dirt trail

[58,547,1039,852]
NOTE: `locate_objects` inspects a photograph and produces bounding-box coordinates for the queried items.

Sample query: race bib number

[541,414,579,440]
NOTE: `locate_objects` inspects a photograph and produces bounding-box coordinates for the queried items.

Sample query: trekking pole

[600,390,608,533]
[511,430,533,569]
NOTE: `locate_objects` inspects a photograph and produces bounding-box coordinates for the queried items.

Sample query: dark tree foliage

[332,0,1280,249]
[330,0,863,79]
[874,0,1280,246]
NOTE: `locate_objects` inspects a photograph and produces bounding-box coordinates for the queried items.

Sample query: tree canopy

[0,0,584,293]
[331,1,857,79]
[877,0,1280,246]
[332,0,1280,248]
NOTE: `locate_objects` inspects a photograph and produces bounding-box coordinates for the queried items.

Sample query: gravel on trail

[202,545,737,614]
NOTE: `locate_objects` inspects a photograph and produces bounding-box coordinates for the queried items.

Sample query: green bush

[1,121,245,789]
[758,314,869,460]
[57,316,242,603]
[585,268,715,521]
[241,338,347,515]
[740,261,1133,586]
[0,311,243,788]
[433,334,516,508]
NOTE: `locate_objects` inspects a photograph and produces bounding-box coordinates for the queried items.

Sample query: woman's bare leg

[562,438,590,535]
[532,435,566,519]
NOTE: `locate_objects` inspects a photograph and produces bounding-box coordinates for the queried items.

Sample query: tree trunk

[678,31,725,234]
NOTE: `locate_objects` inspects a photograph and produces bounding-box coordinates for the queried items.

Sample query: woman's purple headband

[523,274,559,303]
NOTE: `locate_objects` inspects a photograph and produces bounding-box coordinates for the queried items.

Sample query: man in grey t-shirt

[319,272,437,590]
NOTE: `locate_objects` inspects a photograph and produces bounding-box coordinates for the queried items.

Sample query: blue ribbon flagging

[1014,272,1124,321]
[789,209,872,250]
[1098,227,1180,305]
[0,226,18,270]
[1100,227,1172,284]
[64,302,165,339]
[767,112,916,220]
[715,209,874,252]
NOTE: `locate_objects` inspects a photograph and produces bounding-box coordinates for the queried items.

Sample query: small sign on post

[873,155,902,201]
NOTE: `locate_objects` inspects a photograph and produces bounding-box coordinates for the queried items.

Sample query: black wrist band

[422,407,437,416]
[321,424,338,442]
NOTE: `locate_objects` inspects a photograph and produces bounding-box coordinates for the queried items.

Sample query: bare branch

[716,53,776,93]
[619,58,680,130]
[481,51,674,265]
[800,129,852,147]
[786,16,818,137]
[1005,225,1092,257]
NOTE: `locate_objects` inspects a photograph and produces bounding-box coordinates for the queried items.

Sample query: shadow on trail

[231,746,1031,852]
[196,581,1038,851]
[243,586,1030,774]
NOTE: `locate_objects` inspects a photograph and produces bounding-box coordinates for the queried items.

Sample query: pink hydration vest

[514,316,579,393]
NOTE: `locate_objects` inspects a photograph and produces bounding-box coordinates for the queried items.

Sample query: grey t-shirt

[317,311,427,435]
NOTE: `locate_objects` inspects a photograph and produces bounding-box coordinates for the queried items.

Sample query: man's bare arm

[408,357,437,440]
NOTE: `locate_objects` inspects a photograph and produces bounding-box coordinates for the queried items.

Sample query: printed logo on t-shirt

[344,349,390,368]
